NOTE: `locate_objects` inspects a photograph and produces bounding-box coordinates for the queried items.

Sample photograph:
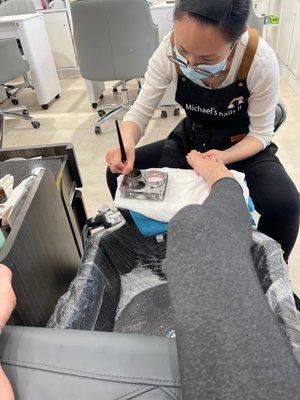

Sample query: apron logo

[228,96,245,109]
[185,102,244,117]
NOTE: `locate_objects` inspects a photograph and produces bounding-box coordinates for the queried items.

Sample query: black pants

[106,139,300,262]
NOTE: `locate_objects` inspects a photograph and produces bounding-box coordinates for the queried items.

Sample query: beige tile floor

[1,76,300,295]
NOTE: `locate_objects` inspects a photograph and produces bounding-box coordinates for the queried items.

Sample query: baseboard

[58,67,81,78]
[279,60,300,99]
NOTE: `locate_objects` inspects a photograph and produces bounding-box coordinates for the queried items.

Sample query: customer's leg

[166,177,300,400]
[106,139,166,199]
[244,160,299,262]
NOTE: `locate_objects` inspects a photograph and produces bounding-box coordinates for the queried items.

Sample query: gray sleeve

[165,178,300,400]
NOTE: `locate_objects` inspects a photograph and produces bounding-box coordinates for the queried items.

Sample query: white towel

[114,168,249,223]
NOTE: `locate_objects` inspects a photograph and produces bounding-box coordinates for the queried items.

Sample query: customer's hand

[187,150,233,189]
[0,264,16,400]
[0,365,15,400]
[106,142,136,175]
[0,265,16,329]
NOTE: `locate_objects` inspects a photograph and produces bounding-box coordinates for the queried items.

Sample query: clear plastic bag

[251,230,300,360]
[47,223,166,330]
[47,231,121,331]
[48,220,300,362]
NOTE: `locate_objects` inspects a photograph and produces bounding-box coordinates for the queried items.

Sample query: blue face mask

[174,47,228,81]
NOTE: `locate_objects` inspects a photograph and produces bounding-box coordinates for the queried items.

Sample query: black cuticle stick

[115,119,127,164]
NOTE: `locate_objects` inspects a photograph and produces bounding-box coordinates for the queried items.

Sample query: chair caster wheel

[100,94,104,99]
[98,109,106,117]
[92,102,98,109]
[161,110,168,118]
[11,98,19,105]
[55,94,60,99]
[41,104,49,110]
[95,126,102,135]
[173,107,180,116]
[22,110,29,116]
[113,88,118,94]
[32,121,40,129]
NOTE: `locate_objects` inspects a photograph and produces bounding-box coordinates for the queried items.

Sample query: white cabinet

[262,0,281,51]
[150,3,177,107]
[288,2,300,80]
[270,0,300,97]
[42,10,77,70]
[150,4,174,42]
[276,0,297,65]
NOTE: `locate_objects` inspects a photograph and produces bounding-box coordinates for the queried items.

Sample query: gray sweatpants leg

[165,178,300,400]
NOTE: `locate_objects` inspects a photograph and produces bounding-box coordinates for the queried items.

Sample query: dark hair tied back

[174,0,251,43]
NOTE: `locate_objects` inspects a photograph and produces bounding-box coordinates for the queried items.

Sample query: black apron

[159,29,278,169]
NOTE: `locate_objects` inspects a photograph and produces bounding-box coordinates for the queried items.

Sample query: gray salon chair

[274,102,287,132]
[0,0,36,106]
[248,0,265,35]
[0,327,180,399]
[71,0,159,135]
[0,39,40,147]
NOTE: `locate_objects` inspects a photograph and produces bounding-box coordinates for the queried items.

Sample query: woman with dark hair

[106,0,299,263]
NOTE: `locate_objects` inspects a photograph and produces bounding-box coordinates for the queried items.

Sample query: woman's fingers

[187,150,202,158]
[106,148,121,164]
[0,265,16,329]
[122,150,135,175]
[109,162,125,174]
[208,155,218,163]
[106,146,135,175]
[202,151,213,158]
[0,365,15,400]
[106,148,125,173]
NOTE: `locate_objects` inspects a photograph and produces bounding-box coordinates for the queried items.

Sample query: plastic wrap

[251,230,300,361]
[114,283,173,336]
[47,232,121,331]
[47,222,166,330]
[48,220,300,361]
[114,230,300,361]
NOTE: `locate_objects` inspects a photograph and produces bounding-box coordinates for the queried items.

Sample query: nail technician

[106,0,299,262]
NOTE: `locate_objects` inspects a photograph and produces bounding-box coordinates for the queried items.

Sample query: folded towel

[115,168,250,223]
[130,211,167,237]
[131,196,256,237]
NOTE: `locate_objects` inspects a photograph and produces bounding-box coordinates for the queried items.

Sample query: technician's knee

[106,166,119,198]
[259,188,300,223]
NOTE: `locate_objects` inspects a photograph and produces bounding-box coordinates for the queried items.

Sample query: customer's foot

[186,150,233,189]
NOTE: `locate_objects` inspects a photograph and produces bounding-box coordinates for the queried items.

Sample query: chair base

[112,77,142,94]
[0,105,40,148]
[4,72,34,105]
[94,80,136,135]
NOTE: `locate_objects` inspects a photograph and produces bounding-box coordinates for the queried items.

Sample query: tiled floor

[1,76,300,295]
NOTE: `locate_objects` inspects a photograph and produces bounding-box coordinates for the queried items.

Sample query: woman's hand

[202,137,264,165]
[106,143,135,175]
[0,264,16,400]
[186,150,233,189]
[0,365,15,400]
[202,149,228,164]
[0,264,16,330]
[105,121,142,175]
